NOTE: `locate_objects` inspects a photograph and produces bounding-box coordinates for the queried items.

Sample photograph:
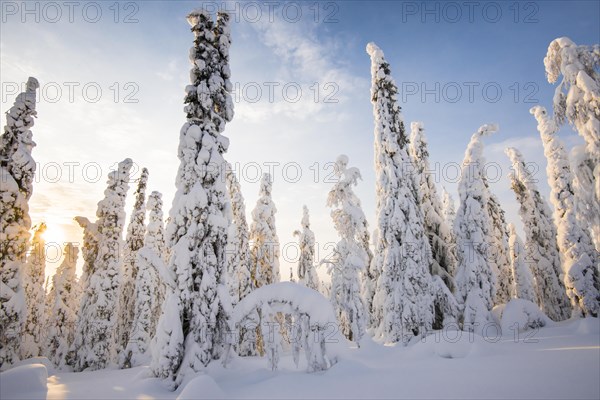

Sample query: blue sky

[1,0,598,278]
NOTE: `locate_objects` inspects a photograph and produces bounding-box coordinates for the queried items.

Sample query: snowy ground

[2,318,598,400]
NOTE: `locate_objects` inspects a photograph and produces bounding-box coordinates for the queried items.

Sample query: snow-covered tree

[367,43,435,343]
[324,155,368,343]
[531,105,599,317]
[508,224,536,304]
[117,167,149,363]
[21,222,47,359]
[152,10,234,387]
[293,206,319,291]
[571,145,600,253]
[505,147,571,321]
[46,243,79,369]
[408,122,457,317]
[488,193,514,305]
[122,191,166,368]
[250,173,280,288]
[71,158,133,371]
[454,125,499,330]
[0,77,39,370]
[546,37,600,259]
[225,165,252,304]
[441,187,456,229]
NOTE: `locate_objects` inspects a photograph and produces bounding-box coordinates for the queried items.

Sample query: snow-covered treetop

[544,37,599,85]
[301,205,310,229]
[259,173,273,197]
[530,106,559,136]
[366,42,406,149]
[1,76,40,199]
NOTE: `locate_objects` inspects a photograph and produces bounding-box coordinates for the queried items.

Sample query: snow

[500,299,552,334]
[0,363,48,400]
[0,318,594,399]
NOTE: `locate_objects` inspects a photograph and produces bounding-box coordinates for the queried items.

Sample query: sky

[1,0,598,280]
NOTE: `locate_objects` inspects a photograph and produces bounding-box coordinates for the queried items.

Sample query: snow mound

[13,357,56,376]
[501,299,552,333]
[573,317,600,335]
[0,363,48,400]
[177,375,225,400]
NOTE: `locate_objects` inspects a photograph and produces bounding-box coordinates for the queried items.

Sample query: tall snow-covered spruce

[367,43,435,343]
[508,224,536,304]
[408,122,459,328]
[225,164,252,304]
[505,147,571,320]
[544,38,599,205]
[22,222,47,359]
[454,125,498,331]
[123,191,167,368]
[152,10,234,388]
[0,77,39,370]
[46,243,80,369]
[294,205,319,291]
[117,167,149,363]
[250,173,280,288]
[325,155,368,343]
[531,106,599,318]
[488,193,514,305]
[71,158,133,371]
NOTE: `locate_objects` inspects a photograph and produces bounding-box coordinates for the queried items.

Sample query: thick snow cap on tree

[0,77,39,371]
[505,146,571,321]
[367,42,435,344]
[454,124,499,328]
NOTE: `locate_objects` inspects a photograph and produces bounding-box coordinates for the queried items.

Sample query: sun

[42,223,66,247]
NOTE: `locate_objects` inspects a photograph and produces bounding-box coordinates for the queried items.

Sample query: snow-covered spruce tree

[454,125,499,331]
[122,191,166,368]
[325,155,368,343]
[545,38,599,201]
[152,10,234,387]
[225,164,252,304]
[22,222,47,359]
[508,224,536,304]
[117,167,149,364]
[408,122,458,328]
[571,145,600,253]
[46,243,79,369]
[532,106,599,317]
[441,187,456,229]
[367,43,435,343]
[293,205,319,291]
[505,147,571,320]
[71,158,133,371]
[250,173,280,288]
[488,193,514,305]
[0,77,39,370]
